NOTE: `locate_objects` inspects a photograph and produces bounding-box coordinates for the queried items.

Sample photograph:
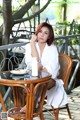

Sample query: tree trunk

[1,0,12,71]
[2,0,12,45]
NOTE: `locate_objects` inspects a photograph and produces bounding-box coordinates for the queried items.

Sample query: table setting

[0,68,30,80]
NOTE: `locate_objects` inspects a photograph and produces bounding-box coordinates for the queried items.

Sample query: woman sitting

[20,22,68,112]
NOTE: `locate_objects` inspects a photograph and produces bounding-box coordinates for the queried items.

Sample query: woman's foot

[20,105,26,113]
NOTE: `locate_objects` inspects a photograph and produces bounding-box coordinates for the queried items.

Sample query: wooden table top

[0,70,51,85]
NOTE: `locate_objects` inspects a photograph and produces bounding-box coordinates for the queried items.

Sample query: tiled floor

[1,86,80,120]
[32,86,80,120]
[43,86,80,120]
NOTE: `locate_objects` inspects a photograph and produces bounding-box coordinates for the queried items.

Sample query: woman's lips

[39,37,44,40]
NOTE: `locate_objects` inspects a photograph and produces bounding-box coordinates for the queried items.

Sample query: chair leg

[40,112,44,120]
[52,106,59,120]
[66,104,72,119]
[54,109,59,120]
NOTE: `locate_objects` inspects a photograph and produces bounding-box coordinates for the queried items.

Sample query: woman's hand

[38,62,48,73]
[38,62,43,71]
[31,34,37,43]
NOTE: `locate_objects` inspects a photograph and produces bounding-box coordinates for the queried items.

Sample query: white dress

[23,42,68,108]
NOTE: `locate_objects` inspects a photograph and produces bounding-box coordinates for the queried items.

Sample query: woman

[20,22,67,112]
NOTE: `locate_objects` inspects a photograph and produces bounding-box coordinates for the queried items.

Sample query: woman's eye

[39,30,42,33]
[45,32,48,34]
[39,30,49,35]
[44,32,49,35]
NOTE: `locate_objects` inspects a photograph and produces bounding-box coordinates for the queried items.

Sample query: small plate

[10,69,28,75]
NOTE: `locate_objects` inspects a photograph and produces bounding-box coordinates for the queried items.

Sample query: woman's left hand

[38,62,43,71]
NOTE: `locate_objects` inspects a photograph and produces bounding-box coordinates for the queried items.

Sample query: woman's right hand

[31,34,37,43]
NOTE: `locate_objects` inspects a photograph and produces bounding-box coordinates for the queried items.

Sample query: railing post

[0,87,12,110]
[67,61,80,93]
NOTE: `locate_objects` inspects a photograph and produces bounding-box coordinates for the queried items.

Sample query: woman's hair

[35,22,54,46]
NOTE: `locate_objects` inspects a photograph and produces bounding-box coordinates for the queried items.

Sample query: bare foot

[20,105,26,113]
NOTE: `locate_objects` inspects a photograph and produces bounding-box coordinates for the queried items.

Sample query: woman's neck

[38,42,46,58]
[38,42,46,49]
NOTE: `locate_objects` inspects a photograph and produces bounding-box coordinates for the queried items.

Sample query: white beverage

[32,57,38,76]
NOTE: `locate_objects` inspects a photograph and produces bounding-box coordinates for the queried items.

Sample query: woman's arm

[30,35,39,61]
[30,35,44,71]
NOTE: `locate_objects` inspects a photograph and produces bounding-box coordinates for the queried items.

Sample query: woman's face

[37,26,50,43]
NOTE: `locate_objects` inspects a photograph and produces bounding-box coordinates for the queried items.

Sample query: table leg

[12,87,22,107]
[26,83,34,120]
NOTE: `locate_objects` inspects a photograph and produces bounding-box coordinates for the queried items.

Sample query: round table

[0,70,51,120]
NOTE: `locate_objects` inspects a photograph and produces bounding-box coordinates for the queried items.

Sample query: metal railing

[54,34,80,93]
[0,34,80,110]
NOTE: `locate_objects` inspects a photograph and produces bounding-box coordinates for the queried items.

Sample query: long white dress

[22,42,68,109]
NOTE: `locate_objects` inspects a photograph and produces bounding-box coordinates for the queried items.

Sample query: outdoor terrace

[43,86,80,120]
[0,34,80,120]
[7,86,80,120]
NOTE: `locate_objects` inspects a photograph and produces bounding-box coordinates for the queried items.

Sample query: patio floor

[42,86,80,120]
[7,86,80,120]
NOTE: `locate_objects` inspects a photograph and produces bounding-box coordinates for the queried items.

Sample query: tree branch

[14,0,51,24]
[13,0,36,20]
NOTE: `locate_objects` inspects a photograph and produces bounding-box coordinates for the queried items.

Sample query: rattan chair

[44,53,72,120]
